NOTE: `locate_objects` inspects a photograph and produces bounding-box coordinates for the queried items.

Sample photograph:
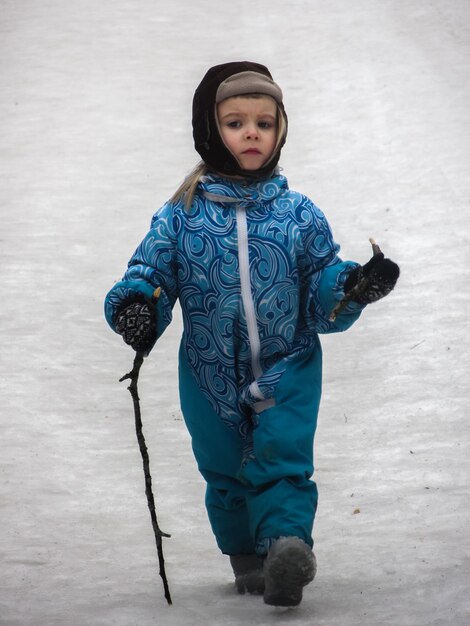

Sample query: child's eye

[258,121,274,129]
[227,121,241,128]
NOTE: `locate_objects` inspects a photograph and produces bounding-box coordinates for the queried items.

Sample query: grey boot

[230,554,265,595]
[263,537,317,607]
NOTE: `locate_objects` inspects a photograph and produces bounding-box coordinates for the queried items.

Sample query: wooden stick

[120,353,172,605]
[369,237,381,256]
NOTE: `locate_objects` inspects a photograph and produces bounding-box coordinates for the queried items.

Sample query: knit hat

[192,61,288,179]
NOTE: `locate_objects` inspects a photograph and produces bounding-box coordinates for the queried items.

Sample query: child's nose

[245,124,259,139]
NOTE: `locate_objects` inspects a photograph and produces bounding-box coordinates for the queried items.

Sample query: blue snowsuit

[105,172,364,556]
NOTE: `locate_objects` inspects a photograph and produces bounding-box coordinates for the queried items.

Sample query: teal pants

[178,342,322,556]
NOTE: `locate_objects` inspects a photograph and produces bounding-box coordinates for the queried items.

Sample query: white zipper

[236,205,264,391]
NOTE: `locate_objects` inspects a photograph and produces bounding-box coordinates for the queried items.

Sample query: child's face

[217,96,278,171]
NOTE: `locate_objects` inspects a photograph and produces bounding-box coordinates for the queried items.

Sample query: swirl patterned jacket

[105,173,363,438]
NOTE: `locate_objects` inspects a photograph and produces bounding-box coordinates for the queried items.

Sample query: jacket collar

[198,171,288,205]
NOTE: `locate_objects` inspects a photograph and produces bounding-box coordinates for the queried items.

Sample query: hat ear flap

[202,110,211,151]
[193,106,212,153]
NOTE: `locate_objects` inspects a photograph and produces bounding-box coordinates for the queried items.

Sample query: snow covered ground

[1,1,469,624]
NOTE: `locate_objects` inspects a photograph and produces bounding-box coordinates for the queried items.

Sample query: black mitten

[115,301,157,353]
[344,251,400,304]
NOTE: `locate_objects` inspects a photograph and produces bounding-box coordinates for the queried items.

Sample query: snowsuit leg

[179,341,322,556]
[178,344,255,555]
[239,344,321,554]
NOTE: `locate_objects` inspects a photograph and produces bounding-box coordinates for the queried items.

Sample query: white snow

[1,1,469,625]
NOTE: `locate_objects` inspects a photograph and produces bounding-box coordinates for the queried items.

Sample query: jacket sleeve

[298,196,365,334]
[104,202,178,348]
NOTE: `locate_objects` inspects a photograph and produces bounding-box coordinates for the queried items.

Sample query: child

[105,61,399,607]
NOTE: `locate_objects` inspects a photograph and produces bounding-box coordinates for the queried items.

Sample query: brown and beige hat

[192,61,288,179]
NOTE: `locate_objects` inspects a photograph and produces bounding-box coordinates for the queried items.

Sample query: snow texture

[1,1,469,624]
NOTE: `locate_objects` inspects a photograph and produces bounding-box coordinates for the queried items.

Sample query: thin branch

[120,352,173,605]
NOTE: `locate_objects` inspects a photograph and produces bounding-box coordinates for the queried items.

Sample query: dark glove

[344,251,400,305]
[115,301,157,353]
